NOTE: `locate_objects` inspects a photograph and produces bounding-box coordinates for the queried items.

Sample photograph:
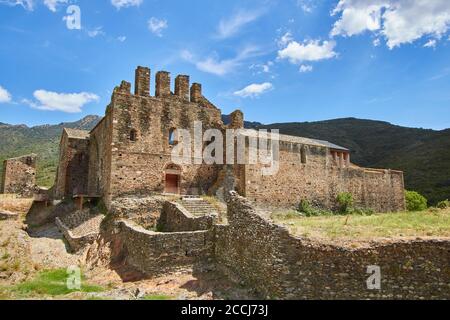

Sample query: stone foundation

[117,220,215,277]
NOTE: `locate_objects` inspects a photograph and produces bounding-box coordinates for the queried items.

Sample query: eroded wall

[1,155,36,197]
[54,133,90,199]
[215,192,450,299]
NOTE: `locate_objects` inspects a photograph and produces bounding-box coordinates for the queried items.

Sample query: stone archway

[164,163,181,194]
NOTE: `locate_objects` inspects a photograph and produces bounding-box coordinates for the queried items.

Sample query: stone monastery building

[50,66,405,212]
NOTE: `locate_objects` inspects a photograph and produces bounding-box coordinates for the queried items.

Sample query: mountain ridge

[1,114,449,204]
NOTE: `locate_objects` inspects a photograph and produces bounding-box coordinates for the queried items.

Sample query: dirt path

[28,224,81,269]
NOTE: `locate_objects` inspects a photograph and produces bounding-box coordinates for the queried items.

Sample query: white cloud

[0,0,34,10]
[24,90,99,113]
[111,0,142,9]
[148,17,168,37]
[373,38,381,46]
[424,39,437,48]
[117,36,127,42]
[183,46,262,76]
[0,85,12,103]
[43,0,67,12]
[299,64,313,73]
[87,27,105,38]
[234,82,273,98]
[277,31,293,48]
[216,9,264,39]
[297,0,315,13]
[278,40,337,64]
[331,0,450,49]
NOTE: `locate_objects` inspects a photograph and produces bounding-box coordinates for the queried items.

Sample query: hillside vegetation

[0,115,449,204]
[0,116,101,187]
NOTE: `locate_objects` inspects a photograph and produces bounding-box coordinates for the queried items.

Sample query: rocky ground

[0,200,254,300]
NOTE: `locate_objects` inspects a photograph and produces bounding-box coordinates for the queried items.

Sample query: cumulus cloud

[234,82,273,98]
[111,0,142,9]
[43,0,67,12]
[117,36,127,42]
[278,40,337,64]
[148,17,168,37]
[24,90,99,113]
[0,0,34,10]
[331,0,450,49]
[216,9,264,39]
[0,85,12,103]
[299,64,313,73]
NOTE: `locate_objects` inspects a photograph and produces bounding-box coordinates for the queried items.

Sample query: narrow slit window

[130,129,137,142]
[169,129,176,145]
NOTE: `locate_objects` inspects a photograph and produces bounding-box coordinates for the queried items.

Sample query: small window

[130,129,137,142]
[169,129,176,146]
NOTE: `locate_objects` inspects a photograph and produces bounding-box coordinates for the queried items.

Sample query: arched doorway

[164,163,181,194]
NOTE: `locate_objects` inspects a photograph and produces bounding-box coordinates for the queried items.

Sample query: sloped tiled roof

[238,129,349,151]
[63,128,90,140]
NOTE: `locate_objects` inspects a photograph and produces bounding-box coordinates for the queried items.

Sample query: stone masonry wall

[117,219,215,277]
[107,68,224,199]
[244,141,405,212]
[54,133,90,199]
[1,154,37,197]
[158,201,214,232]
[215,192,450,299]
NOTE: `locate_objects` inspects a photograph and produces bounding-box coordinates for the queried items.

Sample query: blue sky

[0,0,450,129]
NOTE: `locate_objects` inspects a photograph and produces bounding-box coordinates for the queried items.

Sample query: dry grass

[272,208,450,241]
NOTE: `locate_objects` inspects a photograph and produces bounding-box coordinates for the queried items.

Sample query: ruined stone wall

[243,141,405,212]
[88,111,113,206]
[158,201,214,232]
[1,154,36,197]
[107,67,224,199]
[215,192,450,299]
[118,219,214,276]
[54,134,90,199]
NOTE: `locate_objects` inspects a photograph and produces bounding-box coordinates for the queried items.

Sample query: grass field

[272,208,450,241]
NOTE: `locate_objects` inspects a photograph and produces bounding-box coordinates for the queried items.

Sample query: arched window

[169,129,176,145]
[130,129,137,142]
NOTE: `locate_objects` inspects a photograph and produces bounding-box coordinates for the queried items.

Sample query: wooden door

[165,174,179,194]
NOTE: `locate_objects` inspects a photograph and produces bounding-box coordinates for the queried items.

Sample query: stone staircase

[179,198,219,217]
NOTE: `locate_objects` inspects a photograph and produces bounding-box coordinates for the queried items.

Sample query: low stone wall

[215,192,450,300]
[56,217,99,252]
[110,196,165,229]
[158,201,214,232]
[117,220,214,276]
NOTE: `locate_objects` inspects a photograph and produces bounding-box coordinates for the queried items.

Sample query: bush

[336,192,353,214]
[297,199,332,217]
[405,190,427,212]
[437,199,450,209]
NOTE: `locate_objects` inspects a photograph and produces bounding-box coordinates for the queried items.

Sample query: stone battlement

[113,66,210,107]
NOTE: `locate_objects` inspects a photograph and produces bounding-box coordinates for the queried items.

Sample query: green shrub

[336,192,353,214]
[297,199,332,217]
[437,199,450,209]
[405,190,428,212]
